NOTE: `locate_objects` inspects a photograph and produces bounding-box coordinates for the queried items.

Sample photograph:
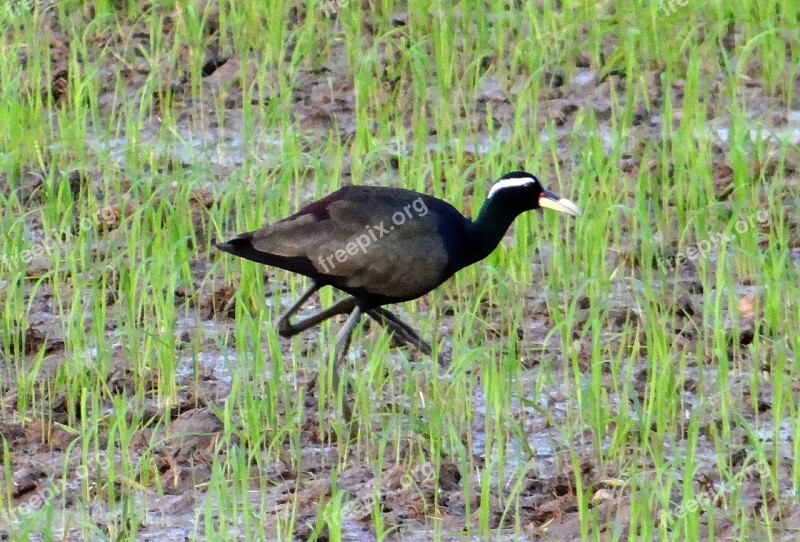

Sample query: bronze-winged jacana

[216,171,579,406]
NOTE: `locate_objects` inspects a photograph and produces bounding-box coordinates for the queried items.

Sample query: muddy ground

[2,4,800,542]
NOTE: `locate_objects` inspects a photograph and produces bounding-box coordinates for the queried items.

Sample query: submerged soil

[2,5,799,541]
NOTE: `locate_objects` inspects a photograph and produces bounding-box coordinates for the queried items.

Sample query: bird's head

[487,171,581,217]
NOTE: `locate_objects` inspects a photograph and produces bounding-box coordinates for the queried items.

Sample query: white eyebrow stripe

[487,176,536,198]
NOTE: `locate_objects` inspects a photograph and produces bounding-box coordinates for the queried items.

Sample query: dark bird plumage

[217,172,579,307]
[216,185,455,308]
[216,171,580,420]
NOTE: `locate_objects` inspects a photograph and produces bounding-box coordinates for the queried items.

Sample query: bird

[216,171,580,415]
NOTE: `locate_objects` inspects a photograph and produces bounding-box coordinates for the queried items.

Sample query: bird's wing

[248,191,450,299]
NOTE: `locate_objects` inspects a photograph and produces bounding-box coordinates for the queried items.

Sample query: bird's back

[217,185,470,306]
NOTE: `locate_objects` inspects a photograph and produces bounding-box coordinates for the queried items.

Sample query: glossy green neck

[468,197,524,263]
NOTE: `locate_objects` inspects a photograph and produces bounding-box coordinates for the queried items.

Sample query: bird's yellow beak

[539,190,581,217]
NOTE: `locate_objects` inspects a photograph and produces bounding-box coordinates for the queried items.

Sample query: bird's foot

[277,319,296,338]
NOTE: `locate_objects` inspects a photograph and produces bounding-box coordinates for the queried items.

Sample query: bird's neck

[468,198,522,263]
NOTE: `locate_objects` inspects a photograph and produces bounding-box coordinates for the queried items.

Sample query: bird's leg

[277,282,320,337]
[331,305,362,426]
[278,296,358,338]
[278,291,362,439]
[277,283,360,338]
[367,307,432,356]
